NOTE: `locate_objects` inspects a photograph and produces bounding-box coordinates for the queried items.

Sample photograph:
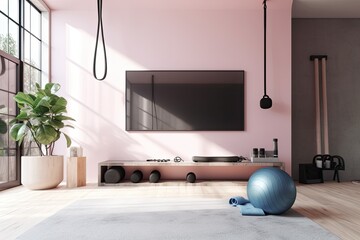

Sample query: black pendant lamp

[260,0,272,109]
[93,0,107,81]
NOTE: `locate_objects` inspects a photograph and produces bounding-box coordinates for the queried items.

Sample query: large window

[23,0,42,93]
[0,0,49,190]
[0,0,46,91]
[0,0,20,58]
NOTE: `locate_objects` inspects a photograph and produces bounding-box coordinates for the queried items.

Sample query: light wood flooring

[0,181,359,240]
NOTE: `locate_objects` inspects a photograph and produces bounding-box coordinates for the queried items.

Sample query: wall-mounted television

[126,70,244,131]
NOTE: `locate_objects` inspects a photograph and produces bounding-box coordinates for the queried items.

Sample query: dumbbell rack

[98,160,285,186]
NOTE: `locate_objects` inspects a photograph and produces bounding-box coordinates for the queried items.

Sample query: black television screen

[126,70,244,131]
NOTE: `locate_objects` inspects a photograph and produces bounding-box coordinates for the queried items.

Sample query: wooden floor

[0,181,359,240]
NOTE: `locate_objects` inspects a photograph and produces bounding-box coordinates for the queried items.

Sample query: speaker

[260,95,272,109]
[299,164,323,184]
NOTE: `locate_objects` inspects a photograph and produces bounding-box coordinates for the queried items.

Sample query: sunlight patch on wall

[64,24,148,130]
[64,23,145,89]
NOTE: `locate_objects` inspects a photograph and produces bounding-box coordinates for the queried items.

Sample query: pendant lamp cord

[263,0,267,96]
[93,0,107,81]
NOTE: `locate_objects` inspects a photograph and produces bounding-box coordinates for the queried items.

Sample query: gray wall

[292,19,360,181]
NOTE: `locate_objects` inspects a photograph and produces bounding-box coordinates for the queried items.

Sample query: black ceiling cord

[93,0,107,81]
[260,0,272,109]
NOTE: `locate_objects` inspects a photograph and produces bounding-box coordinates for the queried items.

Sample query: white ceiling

[42,0,360,18]
[41,0,286,11]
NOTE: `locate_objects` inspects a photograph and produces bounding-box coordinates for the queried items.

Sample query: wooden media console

[98,160,284,186]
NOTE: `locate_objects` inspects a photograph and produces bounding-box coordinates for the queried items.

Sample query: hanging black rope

[263,0,267,96]
[260,0,272,109]
[93,0,107,81]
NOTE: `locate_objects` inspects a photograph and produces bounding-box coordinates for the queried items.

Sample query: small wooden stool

[67,157,86,188]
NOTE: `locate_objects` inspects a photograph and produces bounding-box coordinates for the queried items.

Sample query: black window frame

[0,0,46,190]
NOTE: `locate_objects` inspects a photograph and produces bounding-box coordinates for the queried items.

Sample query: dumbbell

[130,170,143,183]
[186,172,196,183]
[104,166,125,183]
[149,170,161,183]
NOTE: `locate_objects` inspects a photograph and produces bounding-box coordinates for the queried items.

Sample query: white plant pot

[21,155,64,190]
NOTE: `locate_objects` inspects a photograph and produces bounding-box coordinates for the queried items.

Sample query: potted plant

[10,83,75,190]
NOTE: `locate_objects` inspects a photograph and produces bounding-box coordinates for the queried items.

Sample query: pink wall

[50,0,293,182]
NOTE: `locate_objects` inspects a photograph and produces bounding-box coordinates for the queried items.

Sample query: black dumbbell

[130,170,143,183]
[104,166,125,183]
[186,172,196,183]
[149,170,161,183]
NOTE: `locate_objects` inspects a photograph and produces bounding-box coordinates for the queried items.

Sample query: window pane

[24,0,30,31]
[0,14,8,53]
[0,115,8,149]
[31,66,40,91]
[8,60,16,92]
[24,31,30,63]
[31,6,40,38]
[22,134,41,156]
[9,155,16,181]
[22,133,31,152]
[8,116,15,148]
[8,21,19,57]
[23,65,40,93]
[0,0,8,15]
[30,148,41,156]
[23,63,30,92]
[0,58,8,91]
[30,36,40,68]
[8,149,15,156]
[8,93,15,115]
[0,156,8,183]
[0,90,8,114]
[9,0,18,23]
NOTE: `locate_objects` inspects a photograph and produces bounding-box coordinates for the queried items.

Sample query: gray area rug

[17,198,339,240]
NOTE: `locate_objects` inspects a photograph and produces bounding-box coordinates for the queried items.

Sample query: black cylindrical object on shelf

[259,148,265,158]
[104,166,125,183]
[130,170,143,183]
[252,148,259,158]
[149,170,161,183]
[186,172,196,183]
[273,138,278,157]
[115,166,126,180]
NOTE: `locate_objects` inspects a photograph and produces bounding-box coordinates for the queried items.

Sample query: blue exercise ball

[247,167,296,215]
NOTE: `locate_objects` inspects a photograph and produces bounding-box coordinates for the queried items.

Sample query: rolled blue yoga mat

[228,196,250,206]
[229,196,265,216]
[238,203,265,216]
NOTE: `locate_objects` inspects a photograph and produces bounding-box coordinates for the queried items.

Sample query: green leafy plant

[10,83,75,156]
